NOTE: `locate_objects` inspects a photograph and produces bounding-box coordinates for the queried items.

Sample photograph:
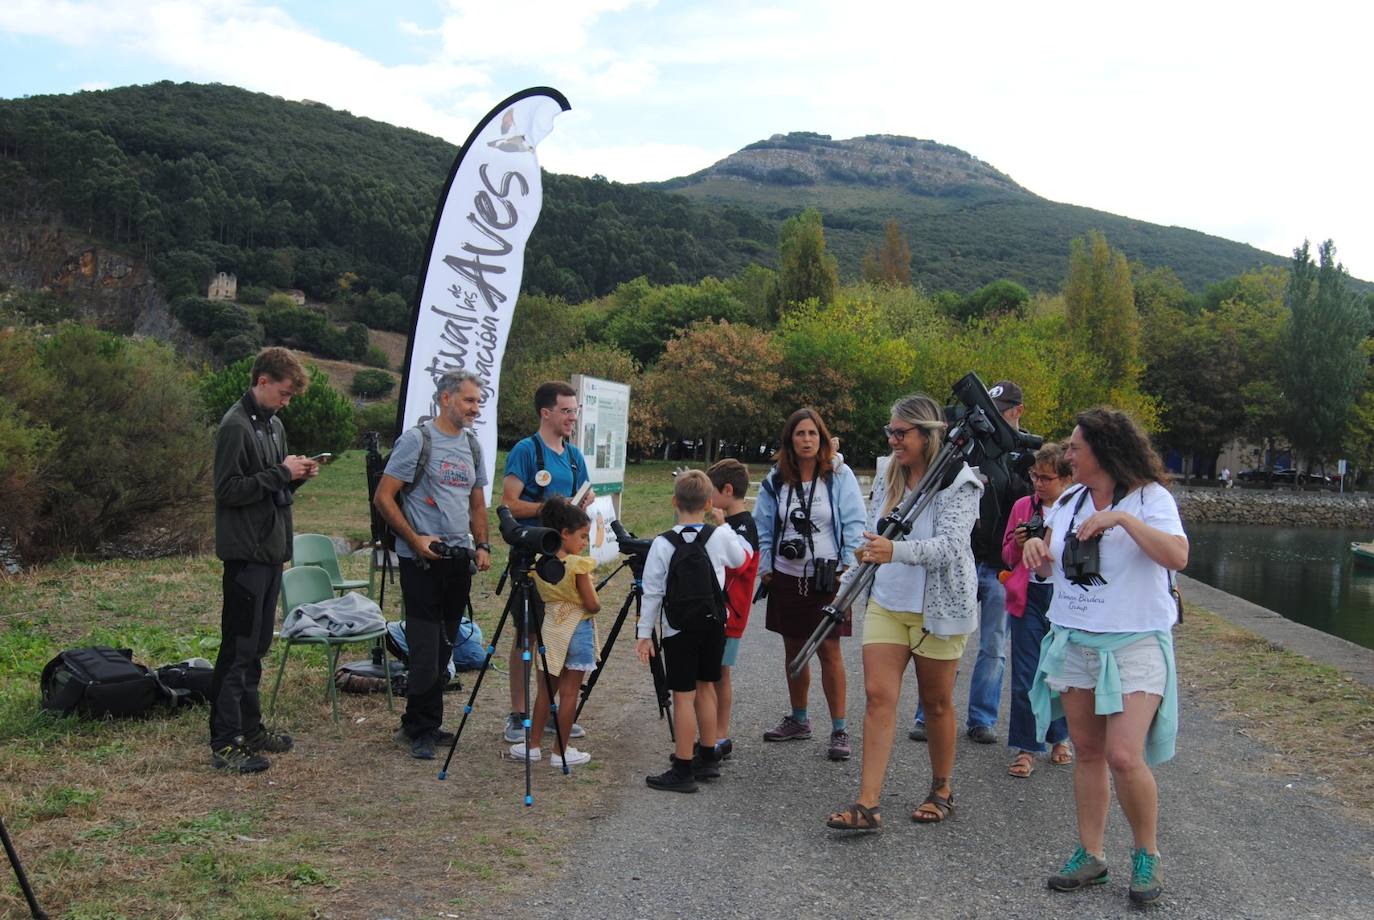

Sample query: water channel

[1183,522,1374,651]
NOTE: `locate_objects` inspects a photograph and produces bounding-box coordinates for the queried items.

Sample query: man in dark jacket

[912,381,1031,744]
[210,347,318,773]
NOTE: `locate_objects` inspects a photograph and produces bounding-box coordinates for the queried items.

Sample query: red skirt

[764,571,851,639]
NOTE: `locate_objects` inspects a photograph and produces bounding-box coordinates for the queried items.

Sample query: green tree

[777,208,838,309]
[198,357,357,455]
[597,277,748,366]
[1065,230,1140,386]
[860,220,912,287]
[951,279,1030,323]
[1281,240,1367,466]
[351,368,396,398]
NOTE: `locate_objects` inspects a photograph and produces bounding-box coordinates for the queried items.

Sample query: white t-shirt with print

[774,477,837,577]
[1043,482,1186,633]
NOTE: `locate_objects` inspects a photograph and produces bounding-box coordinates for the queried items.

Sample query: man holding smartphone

[210,347,318,773]
[499,380,594,742]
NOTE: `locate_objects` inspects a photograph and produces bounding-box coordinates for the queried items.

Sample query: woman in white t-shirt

[1022,407,1188,906]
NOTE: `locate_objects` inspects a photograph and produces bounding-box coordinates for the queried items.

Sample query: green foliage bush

[354,400,399,446]
[171,295,263,359]
[237,285,269,305]
[260,302,367,361]
[362,344,391,369]
[351,369,395,398]
[0,325,211,563]
[355,290,410,332]
[198,357,357,455]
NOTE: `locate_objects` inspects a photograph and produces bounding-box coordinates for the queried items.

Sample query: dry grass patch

[1175,605,1374,816]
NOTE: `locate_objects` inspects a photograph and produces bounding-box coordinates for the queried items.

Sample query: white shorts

[1045,634,1167,697]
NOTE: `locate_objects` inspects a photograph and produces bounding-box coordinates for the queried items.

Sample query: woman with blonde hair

[826,394,982,831]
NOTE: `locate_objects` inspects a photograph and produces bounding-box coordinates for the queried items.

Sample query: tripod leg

[0,815,47,920]
[648,626,675,743]
[438,592,514,779]
[532,617,572,775]
[574,586,634,722]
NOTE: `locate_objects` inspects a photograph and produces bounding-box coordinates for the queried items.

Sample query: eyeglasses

[554,407,579,417]
[1029,472,1061,483]
[883,425,918,440]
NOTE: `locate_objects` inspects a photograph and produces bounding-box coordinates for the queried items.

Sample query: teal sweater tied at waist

[1030,625,1178,766]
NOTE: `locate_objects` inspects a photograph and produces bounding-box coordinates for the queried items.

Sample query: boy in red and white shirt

[707,459,761,761]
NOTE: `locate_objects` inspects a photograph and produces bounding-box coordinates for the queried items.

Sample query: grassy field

[3,455,1372,917]
[0,455,707,919]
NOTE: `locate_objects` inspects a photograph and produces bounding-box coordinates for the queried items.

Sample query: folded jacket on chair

[281,592,386,638]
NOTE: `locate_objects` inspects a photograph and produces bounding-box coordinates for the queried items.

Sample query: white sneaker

[550,746,591,768]
[509,742,541,761]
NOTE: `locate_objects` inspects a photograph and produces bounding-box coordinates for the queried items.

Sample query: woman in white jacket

[827,394,982,831]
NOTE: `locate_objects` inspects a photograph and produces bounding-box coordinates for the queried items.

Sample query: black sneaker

[212,742,270,774]
[410,733,436,760]
[646,757,698,793]
[967,724,998,744]
[694,747,721,781]
[242,726,294,754]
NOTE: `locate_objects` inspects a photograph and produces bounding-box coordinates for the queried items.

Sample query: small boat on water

[1351,542,1374,569]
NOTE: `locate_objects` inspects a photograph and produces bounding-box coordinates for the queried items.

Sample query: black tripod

[573,552,674,739]
[1,815,46,919]
[438,549,573,805]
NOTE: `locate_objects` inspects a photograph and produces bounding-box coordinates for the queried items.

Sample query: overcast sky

[3,0,1370,279]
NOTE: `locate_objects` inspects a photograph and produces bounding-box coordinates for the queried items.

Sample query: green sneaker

[1047,846,1109,891]
[1129,848,1164,905]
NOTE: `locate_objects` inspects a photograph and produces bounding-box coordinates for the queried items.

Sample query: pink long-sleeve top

[1001,494,1043,618]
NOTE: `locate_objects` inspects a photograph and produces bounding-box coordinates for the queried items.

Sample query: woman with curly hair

[1022,407,1187,906]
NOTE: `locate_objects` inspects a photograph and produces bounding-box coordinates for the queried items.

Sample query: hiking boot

[967,724,998,744]
[545,716,586,739]
[715,737,734,760]
[694,746,722,780]
[1047,846,1109,892]
[827,729,852,760]
[503,713,524,743]
[410,733,436,760]
[241,726,294,754]
[646,756,698,793]
[431,728,455,746]
[550,746,591,769]
[212,742,270,774]
[908,721,927,742]
[763,715,812,742]
[1129,849,1165,905]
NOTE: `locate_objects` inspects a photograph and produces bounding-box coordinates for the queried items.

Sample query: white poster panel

[398,88,570,501]
[585,495,622,566]
[572,375,630,495]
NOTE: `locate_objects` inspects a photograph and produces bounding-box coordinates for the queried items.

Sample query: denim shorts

[1045,634,1166,697]
[564,619,597,673]
[721,636,741,668]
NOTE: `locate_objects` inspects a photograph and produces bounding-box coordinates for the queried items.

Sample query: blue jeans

[1008,582,1067,751]
[914,562,1007,730]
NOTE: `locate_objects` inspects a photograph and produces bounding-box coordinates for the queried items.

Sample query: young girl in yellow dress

[509,496,601,769]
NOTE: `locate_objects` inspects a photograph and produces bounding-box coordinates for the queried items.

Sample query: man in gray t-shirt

[373,370,492,759]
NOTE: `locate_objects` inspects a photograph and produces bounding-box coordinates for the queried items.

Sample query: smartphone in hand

[310,453,333,464]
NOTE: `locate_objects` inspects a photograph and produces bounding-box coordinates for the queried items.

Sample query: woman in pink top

[1003,442,1074,777]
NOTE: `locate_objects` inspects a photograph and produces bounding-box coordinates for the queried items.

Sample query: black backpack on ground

[661,526,727,632]
[155,660,216,706]
[40,646,175,719]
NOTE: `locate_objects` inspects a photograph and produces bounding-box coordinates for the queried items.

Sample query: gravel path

[528,601,1373,919]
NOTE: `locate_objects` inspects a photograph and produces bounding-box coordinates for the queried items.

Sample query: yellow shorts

[862,601,970,660]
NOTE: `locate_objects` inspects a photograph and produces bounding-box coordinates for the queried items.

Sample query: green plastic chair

[293,533,369,595]
[267,565,393,724]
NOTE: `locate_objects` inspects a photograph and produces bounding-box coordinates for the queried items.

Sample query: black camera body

[778,537,808,561]
[1020,514,1046,541]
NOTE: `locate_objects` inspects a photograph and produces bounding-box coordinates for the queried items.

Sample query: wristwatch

[475,542,492,553]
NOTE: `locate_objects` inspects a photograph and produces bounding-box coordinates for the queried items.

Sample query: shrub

[1,325,212,562]
[362,344,391,369]
[171,296,263,359]
[198,356,358,455]
[237,285,269,305]
[351,369,396,399]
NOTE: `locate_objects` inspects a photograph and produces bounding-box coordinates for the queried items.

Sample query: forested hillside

[0,82,1332,304]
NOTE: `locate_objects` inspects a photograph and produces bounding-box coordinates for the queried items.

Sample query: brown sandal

[911,790,955,823]
[826,802,882,832]
[1008,751,1035,778]
[1050,742,1074,766]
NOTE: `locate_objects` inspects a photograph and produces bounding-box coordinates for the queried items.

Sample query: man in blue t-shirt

[499,380,592,741]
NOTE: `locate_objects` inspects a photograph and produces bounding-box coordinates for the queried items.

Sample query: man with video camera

[912,380,1033,744]
[373,370,492,760]
[211,347,318,774]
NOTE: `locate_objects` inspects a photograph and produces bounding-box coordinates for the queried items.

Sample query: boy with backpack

[636,470,748,793]
[706,459,760,762]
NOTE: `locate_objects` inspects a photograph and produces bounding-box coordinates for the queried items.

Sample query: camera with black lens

[778,537,808,561]
[810,557,838,595]
[1020,513,1046,541]
[496,505,565,584]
